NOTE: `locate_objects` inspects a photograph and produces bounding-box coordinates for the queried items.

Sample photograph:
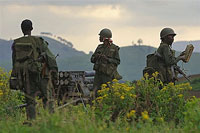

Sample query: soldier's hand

[177,55,186,62]
[180,51,186,56]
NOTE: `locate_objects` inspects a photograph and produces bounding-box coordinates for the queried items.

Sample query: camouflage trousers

[92,71,112,98]
[40,78,54,113]
[24,71,40,120]
[24,73,54,120]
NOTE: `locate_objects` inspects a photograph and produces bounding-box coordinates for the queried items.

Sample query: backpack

[13,36,42,72]
[10,36,42,90]
[143,52,161,76]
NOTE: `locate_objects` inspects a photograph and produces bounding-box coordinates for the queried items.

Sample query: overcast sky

[0,0,200,53]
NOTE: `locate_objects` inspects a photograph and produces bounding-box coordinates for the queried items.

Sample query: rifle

[95,52,109,64]
[174,65,191,82]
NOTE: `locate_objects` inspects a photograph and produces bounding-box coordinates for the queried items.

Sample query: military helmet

[160,28,176,39]
[21,19,33,31]
[99,28,112,38]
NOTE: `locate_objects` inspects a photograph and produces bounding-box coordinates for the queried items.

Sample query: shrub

[0,67,25,117]
[183,96,200,132]
[94,72,192,124]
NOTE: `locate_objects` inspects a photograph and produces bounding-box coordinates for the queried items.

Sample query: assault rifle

[174,65,191,82]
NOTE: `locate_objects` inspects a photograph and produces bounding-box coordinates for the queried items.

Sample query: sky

[0,0,200,53]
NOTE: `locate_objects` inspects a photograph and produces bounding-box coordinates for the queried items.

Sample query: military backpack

[143,51,162,76]
[10,36,42,90]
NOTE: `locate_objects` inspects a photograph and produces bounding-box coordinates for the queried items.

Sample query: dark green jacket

[91,43,120,78]
[157,42,179,67]
[157,42,178,83]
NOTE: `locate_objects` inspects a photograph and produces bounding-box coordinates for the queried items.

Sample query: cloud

[0,0,199,53]
[121,0,200,26]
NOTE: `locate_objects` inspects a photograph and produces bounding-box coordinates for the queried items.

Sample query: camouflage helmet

[160,28,176,39]
[99,28,112,38]
[21,19,33,31]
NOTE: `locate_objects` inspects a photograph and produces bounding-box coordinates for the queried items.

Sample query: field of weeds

[1,67,200,132]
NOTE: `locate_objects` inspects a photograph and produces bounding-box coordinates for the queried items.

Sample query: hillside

[1,36,200,81]
[173,40,200,52]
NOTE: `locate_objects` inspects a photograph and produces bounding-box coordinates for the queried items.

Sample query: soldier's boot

[47,99,54,114]
[43,98,54,113]
[26,103,36,120]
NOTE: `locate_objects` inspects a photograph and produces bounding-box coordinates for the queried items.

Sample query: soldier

[11,19,58,121]
[91,28,121,97]
[156,28,185,84]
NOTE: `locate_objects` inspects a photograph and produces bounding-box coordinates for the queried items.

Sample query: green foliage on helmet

[99,28,112,38]
[160,28,176,39]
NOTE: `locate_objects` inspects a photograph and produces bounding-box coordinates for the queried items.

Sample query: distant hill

[0,39,13,70]
[173,40,200,52]
[1,36,200,81]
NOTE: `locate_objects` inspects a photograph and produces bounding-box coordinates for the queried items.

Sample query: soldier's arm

[107,47,120,65]
[91,46,100,63]
[162,45,177,66]
[40,39,58,71]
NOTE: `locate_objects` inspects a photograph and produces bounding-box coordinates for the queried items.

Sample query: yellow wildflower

[189,86,192,90]
[126,113,131,118]
[178,94,183,98]
[169,98,172,101]
[120,95,125,100]
[137,80,142,86]
[97,90,101,94]
[130,110,136,116]
[103,94,108,98]
[101,84,107,88]
[144,73,149,79]
[152,71,159,78]
[0,82,4,86]
[107,82,111,84]
[125,87,131,91]
[160,117,164,122]
[142,111,149,120]
[168,82,174,86]
[132,94,137,98]
[112,79,118,82]
[105,87,110,91]
[96,96,103,100]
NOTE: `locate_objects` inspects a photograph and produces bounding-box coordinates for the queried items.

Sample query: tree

[137,39,143,45]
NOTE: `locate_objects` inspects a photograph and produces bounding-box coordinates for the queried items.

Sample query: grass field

[1,68,200,132]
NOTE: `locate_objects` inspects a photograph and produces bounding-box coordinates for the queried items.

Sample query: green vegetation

[190,78,200,91]
[1,67,200,132]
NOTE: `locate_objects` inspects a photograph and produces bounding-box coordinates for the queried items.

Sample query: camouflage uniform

[91,43,121,92]
[12,35,57,119]
[157,42,179,84]
[39,39,58,113]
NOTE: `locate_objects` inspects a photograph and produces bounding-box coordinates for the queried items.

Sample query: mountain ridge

[1,36,200,80]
